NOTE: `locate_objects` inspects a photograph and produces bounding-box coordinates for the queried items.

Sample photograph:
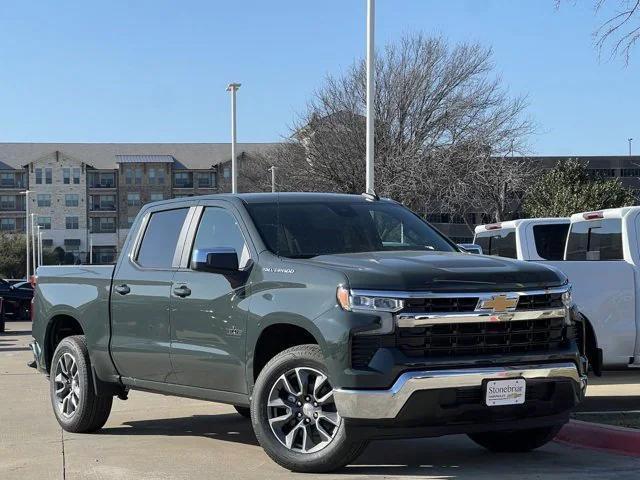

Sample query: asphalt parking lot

[2,321,640,480]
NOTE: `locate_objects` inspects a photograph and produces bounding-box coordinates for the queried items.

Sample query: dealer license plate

[485,378,526,406]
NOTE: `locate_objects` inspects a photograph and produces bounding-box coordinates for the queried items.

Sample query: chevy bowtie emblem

[478,294,518,313]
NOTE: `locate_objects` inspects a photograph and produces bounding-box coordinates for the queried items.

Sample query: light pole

[20,190,30,280]
[268,166,276,193]
[226,83,241,194]
[30,213,37,273]
[38,225,44,266]
[89,234,93,264]
[629,138,633,156]
[365,0,375,194]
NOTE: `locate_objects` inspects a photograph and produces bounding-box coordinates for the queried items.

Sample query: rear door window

[136,208,190,268]
[474,230,517,258]
[533,224,569,260]
[565,219,623,261]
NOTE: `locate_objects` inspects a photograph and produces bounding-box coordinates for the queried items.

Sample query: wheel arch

[44,314,84,373]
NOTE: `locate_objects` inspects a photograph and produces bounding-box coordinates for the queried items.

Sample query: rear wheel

[468,424,563,452]
[50,336,113,433]
[251,344,367,472]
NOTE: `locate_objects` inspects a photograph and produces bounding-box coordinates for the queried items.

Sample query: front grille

[403,292,563,313]
[398,318,567,358]
[350,290,569,368]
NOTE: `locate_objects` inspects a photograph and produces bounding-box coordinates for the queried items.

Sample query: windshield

[245,201,457,258]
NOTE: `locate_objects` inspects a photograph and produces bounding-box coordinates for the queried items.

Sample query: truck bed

[32,265,117,380]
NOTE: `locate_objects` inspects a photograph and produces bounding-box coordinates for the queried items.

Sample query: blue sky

[0,0,637,155]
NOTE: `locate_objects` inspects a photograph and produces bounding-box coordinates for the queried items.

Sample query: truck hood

[306,251,565,292]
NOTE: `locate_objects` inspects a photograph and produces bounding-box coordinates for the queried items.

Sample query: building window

[197,171,216,188]
[0,195,16,210]
[65,194,79,207]
[90,195,115,211]
[92,245,117,265]
[35,168,42,184]
[0,218,16,231]
[0,172,21,187]
[37,216,51,230]
[157,168,165,185]
[91,217,116,233]
[73,168,81,184]
[135,168,142,185]
[125,168,133,185]
[63,168,71,184]
[127,193,141,206]
[37,194,51,207]
[621,168,640,177]
[65,216,79,230]
[45,168,52,184]
[223,167,230,179]
[148,168,156,184]
[150,193,164,202]
[589,168,616,178]
[173,171,193,188]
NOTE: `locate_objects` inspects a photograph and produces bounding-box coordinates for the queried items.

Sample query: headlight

[562,286,573,308]
[336,286,404,312]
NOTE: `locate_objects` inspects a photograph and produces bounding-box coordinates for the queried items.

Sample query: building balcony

[89,205,117,212]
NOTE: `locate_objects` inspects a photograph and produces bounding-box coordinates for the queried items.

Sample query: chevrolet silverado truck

[31,193,587,472]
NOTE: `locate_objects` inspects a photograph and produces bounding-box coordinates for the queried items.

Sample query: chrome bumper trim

[333,362,584,419]
[396,308,567,327]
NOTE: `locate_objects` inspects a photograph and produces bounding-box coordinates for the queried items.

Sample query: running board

[629,355,640,368]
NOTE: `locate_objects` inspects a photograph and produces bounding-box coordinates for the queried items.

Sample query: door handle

[115,284,130,295]
[173,285,191,298]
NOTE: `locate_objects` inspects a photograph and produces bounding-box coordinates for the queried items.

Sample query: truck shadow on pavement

[97,414,576,477]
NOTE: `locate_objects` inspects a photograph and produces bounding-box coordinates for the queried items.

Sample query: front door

[170,202,254,393]
[110,205,193,382]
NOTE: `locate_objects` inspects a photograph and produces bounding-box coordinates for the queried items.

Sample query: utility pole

[269,166,276,192]
[36,225,42,268]
[365,0,375,194]
[227,83,241,194]
[629,138,633,156]
[30,213,36,273]
[21,190,30,280]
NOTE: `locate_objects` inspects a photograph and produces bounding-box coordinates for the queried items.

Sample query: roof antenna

[362,191,379,201]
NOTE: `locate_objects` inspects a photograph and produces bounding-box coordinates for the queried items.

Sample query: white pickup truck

[474,208,640,372]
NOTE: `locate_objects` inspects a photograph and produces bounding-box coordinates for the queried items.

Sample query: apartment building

[0,143,276,264]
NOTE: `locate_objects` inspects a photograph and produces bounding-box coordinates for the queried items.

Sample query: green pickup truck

[30,193,587,472]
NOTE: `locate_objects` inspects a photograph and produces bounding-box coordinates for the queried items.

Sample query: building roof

[0,142,279,170]
[116,155,176,164]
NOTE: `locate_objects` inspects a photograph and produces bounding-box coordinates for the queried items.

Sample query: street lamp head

[226,83,241,91]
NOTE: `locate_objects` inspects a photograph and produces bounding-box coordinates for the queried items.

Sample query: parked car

[0,278,33,320]
[30,193,587,472]
[474,209,640,372]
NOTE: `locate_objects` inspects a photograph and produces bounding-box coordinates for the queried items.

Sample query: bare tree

[252,34,533,223]
[557,0,640,63]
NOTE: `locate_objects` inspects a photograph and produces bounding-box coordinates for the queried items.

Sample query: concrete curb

[555,419,640,457]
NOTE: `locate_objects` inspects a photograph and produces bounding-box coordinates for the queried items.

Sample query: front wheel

[49,336,113,433]
[468,424,563,452]
[251,344,367,473]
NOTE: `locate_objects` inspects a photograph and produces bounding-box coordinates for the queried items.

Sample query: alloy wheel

[54,352,81,418]
[266,367,341,454]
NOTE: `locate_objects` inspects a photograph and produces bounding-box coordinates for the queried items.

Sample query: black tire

[468,424,563,453]
[49,335,113,433]
[234,405,251,418]
[251,344,367,473]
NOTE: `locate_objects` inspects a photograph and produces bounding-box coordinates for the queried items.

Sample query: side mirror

[457,243,483,254]
[191,247,239,273]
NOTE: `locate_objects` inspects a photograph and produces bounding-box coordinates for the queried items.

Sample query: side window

[491,231,517,258]
[533,224,570,260]
[566,219,623,261]
[136,208,189,268]
[192,207,250,268]
[474,234,490,253]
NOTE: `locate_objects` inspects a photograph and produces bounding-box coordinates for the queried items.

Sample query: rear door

[110,203,195,382]
[169,200,255,393]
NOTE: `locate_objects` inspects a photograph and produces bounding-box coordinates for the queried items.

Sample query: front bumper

[334,362,586,420]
